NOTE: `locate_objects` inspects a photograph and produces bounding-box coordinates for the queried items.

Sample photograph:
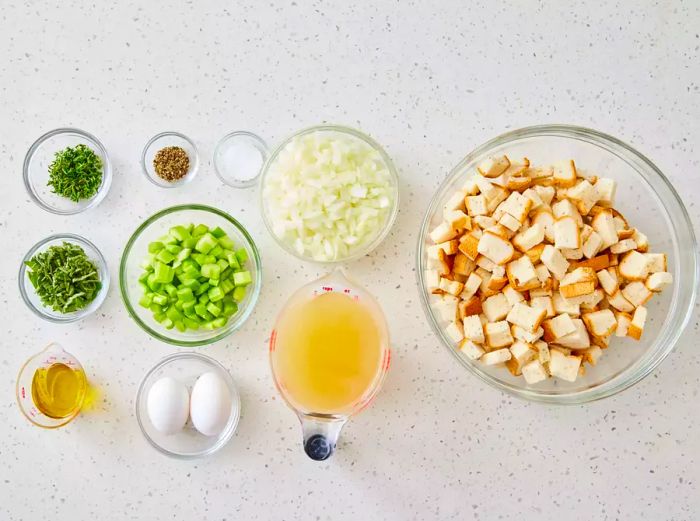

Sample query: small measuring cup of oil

[16,342,88,429]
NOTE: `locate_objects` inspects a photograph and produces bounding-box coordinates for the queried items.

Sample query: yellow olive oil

[31,363,87,419]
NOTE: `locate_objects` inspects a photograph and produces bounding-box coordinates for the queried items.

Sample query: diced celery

[209,278,220,287]
[203,254,217,264]
[166,306,183,322]
[191,253,207,266]
[156,249,175,264]
[198,293,210,305]
[192,224,209,237]
[182,278,200,291]
[164,243,182,255]
[164,283,177,296]
[212,317,227,328]
[222,299,238,317]
[183,317,200,330]
[200,263,221,279]
[183,237,197,249]
[138,270,151,283]
[148,241,164,253]
[201,321,215,331]
[149,303,163,314]
[235,248,248,264]
[176,248,191,263]
[217,235,235,250]
[182,300,195,314]
[208,286,224,302]
[195,233,217,254]
[174,300,184,311]
[225,251,240,269]
[194,303,208,318]
[169,225,191,242]
[232,286,246,302]
[220,279,235,295]
[216,258,228,272]
[139,293,153,308]
[174,320,186,332]
[152,294,168,306]
[153,262,174,283]
[177,287,195,302]
[206,302,221,317]
[233,271,252,286]
[211,226,226,238]
[140,256,155,270]
[196,282,210,296]
[154,312,167,323]
[163,318,174,329]
[209,245,223,258]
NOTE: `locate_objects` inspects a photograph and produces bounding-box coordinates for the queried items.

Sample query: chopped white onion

[263,130,395,261]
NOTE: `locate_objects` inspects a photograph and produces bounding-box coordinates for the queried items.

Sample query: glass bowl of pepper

[23,128,112,215]
[142,131,200,188]
[18,233,110,323]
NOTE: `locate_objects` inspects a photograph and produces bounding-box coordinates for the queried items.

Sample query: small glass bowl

[135,352,241,459]
[119,204,262,347]
[19,233,110,323]
[141,132,199,188]
[214,131,268,188]
[259,125,400,264]
[23,128,112,215]
[417,124,698,404]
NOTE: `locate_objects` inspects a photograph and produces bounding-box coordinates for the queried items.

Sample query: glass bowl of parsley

[23,128,112,215]
[19,233,110,323]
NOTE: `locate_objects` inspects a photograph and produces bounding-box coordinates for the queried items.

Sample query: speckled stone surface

[1,1,699,520]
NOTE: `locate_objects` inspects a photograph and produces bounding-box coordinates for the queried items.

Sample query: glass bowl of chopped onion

[23,128,112,215]
[417,124,698,404]
[260,125,400,263]
[19,233,110,323]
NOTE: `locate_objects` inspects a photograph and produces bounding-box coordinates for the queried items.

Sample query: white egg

[190,372,232,437]
[147,376,190,435]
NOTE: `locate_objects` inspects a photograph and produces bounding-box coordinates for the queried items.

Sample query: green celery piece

[209,245,223,258]
[147,271,163,289]
[194,303,208,318]
[195,233,217,254]
[174,320,186,333]
[211,226,226,239]
[152,294,168,306]
[169,225,191,242]
[177,287,195,302]
[182,237,197,249]
[198,293,210,305]
[164,283,177,296]
[182,300,195,313]
[191,253,207,266]
[222,300,238,317]
[225,251,240,269]
[156,248,175,264]
[201,321,216,331]
[206,302,222,317]
[232,286,246,302]
[183,317,201,330]
[150,303,163,314]
[202,254,216,264]
[140,256,155,270]
[139,293,153,308]
[164,243,182,255]
[182,278,200,291]
[148,242,164,254]
[200,263,220,280]
[166,306,183,322]
[174,300,184,311]
[216,258,228,272]
[220,279,235,295]
[208,278,220,287]
[138,270,151,283]
[176,248,191,262]
[233,271,252,286]
[163,318,174,329]
[195,282,210,296]
[154,312,167,323]
[220,267,232,281]
[235,248,248,264]
[212,317,227,328]
[217,235,235,251]
[192,224,209,237]
[208,286,224,302]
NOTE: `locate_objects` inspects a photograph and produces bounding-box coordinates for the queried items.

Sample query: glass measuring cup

[269,269,391,460]
[16,342,88,428]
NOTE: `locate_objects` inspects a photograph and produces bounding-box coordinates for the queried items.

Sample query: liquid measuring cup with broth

[270,269,390,460]
[16,342,88,429]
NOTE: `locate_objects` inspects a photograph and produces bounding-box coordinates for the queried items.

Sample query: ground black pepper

[153,146,190,182]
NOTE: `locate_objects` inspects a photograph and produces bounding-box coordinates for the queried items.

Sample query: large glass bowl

[259,125,400,264]
[120,204,262,347]
[417,125,698,404]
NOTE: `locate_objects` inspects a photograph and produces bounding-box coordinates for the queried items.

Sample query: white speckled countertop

[1,1,699,520]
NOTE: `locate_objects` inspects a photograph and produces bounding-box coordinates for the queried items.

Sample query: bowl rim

[23,127,113,215]
[416,123,699,404]
[213,130,268,188]
[141,131,200,188]
[119,203,262,347]
[259,124,400,264]
[134,351,242,459]
[18,233,111,323]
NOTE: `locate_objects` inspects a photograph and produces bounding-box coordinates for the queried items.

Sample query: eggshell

[190,372,232,436]
[147,377,190,435]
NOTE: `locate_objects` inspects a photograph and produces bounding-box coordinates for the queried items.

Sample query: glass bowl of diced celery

[119,204,262,347]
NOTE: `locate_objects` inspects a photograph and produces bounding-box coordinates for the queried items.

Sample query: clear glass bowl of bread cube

[417,125,698,403]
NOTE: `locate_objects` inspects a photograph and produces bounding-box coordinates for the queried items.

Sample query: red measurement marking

[343,288,351,294]
[21,387,25,399]
[269,330,277,352]
[383,349,392,371]
[322,286,333,292]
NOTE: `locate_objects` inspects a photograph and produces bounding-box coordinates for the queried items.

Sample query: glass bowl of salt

[213,131,267,188]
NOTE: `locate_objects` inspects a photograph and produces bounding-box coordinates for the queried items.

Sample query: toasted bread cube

[439,277,465,297]
[460,297,483,319]
[477,155,510,178]
[578,346,603,366]
[534,263,551,284]
[511,324,544,343]
[553,216,580,250]
[572,253,610,271]
[534,184,555,206]
[506,255,538,288]
[561,247,583,260]
[560,267,597,298]
[610,238,637,254]
[552,319,591,349]
[614,311,633,337]
[460,272,482,299]
[503,284,525,306]
[646,271,672,291]
[453,253,476,277]
[594,178,616,205]
[445,321,464,343]
[462,175,480,195]
[499,212,522,232]
[473,175,498,199]
[427,239,459,258]
[527,165,553,179]
[473,215,498,230]
[542,313,577,342]
[476,254,496,272]
[462,315,485,343]
[484,321,514,349]
[552,199,583,227]
[507,175,532,193]
[424,269,440,292]
[488,272,508,292]
[477,232,514,265]
[501,192,532,223]
[485,186,510,212]
[485,224,514,241]
[608,290,635,312]
[552,291,580,316]
[534,340,550,364]
[567,179,600,215]
[591,210,618,249]
[531,209,555,243]
[540,245,570,280]
[465,195,488,216]
[522,188,544,210]
[525,243,546,265]
[627,306,647,340]
[521,359,548,384]
[597,269,618,295]
[529,286,553,298]
[645,253,667,273]
[430,222,457,243]
[481,348,512,366]
[582,309,617,337]
[512,223,544,253]
[458,233,480,261]
[530,296,555,318]
[445,210,471,232]
[436,249,453,276]
[632,230,649,252]
[459,339,485,360]
[506,302,547,333]
[506,340,537,376]
[552,160,577,188]
[582,230,604,259]
[621,281,653,307]
[443,189,467,214]
[435,294,459,321]
[572,288,605,310]
[548,349,581,382]
[482,293,511,322]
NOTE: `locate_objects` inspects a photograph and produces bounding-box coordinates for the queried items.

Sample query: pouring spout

[299,414,347,461]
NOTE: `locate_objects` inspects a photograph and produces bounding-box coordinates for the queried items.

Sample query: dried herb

[25,242,102,313]
[47,144,103,202]
[153,146,190,182]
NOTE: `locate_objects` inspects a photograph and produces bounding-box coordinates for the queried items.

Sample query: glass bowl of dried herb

[142,132,200,188]
[19,233,110,323]
[23,128,112,215]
